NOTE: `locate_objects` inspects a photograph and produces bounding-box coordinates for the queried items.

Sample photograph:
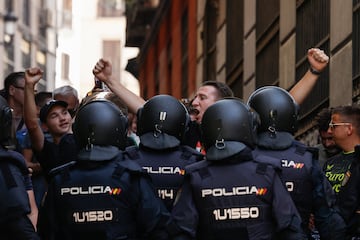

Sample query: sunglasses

[328,121,351,129]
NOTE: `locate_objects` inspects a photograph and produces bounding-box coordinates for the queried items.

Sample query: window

[353,1,360,101]
[103,40,121,80]
[296,0,330,117]
[22,0,30,26]
[62,0,72,28]
[226,0,244,98]
[167,42,172,95]
[181,10,188,98]
[61,53,70,80]
[256,0,279,88]
[36,50,47,92]
[21,39,31,69]
[97,0,124,17]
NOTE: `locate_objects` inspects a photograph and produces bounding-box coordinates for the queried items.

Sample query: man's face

[319,130,339,155]
[44,106,72,136]
[327,113,351,150]
[9,78,25,106]
[191,85,219,124]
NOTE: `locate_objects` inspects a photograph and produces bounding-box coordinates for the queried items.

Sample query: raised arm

[24,67,45,152]
[93,58,145,114]
[289,48,329,105]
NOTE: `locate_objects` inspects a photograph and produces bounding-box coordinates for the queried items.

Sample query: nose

[60,112,68,120]
[327,127,333,134]
[192,96,200,107]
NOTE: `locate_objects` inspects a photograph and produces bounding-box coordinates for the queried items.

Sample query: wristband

[309,67,322,75]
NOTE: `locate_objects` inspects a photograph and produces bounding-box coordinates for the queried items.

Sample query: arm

[93,58,145,114]
[24,68,45,152]
[27,189,38,231]
[23,149,41,173]
[289,48,329,105]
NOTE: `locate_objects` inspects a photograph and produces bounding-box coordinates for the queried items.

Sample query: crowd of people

[0,47,359,239]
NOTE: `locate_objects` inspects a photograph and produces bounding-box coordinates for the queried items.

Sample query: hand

[92,58,112,84]
[307,48,329,72]
[25,67,43,85]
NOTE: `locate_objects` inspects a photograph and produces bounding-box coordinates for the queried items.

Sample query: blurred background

[0,0,359,144]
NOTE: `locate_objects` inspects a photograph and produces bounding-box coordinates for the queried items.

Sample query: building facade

[0,0,58,91]
[56,0,140,99]
[0,0,139,99]
[127,0,360,145]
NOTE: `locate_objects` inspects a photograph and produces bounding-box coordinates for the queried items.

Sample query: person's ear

[347,124,354,136]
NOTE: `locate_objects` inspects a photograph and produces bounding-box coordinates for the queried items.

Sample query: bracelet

[309,66,322,75]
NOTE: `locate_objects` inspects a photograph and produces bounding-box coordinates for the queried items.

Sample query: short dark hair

[202,81,234,99]
[315,107,333,132]
[35,91,53,108]
[332,105,360,136]
[3,72,25,100]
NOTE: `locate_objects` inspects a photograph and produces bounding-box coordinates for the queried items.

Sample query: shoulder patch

[306,146,319,160]
[124,146,140,160]
[293,141,307,156]
[184,159,209,173]
[256,163,268,175]
[180,145,204,161]
[118,159,143,172]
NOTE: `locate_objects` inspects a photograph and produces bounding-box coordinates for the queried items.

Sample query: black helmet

[137,94,189,150]
[72,99,128,150]
[0,96,14,149]
[201,98,259,161]
[247,86,299,134]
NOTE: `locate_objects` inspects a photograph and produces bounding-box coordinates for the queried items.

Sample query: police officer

[0,95,39,240]
[248,86,346,239]
[125,95,203,211]
[171,98,302,239]
[38,99,171,240]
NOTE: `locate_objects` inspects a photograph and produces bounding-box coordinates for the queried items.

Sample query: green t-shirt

[323,151,354,194]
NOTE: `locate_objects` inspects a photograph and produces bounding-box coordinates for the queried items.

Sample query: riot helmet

[201,98,259,161]
[247,86,299,135]
[72,99,128,151]
[137,94,189,150]
[0,96,14,149]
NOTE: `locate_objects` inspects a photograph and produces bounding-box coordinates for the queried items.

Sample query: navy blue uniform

[171,147,302,240]
[0,147,39,240]
[125,145,203,211]
[39,147,171,240]
[183,121,201,149]
[254,138,346,239]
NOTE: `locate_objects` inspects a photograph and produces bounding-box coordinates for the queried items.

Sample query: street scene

[0,0,360,239]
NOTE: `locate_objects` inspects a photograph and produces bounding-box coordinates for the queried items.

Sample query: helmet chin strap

[268,126,277,138]
[215,139,225,150]
[268,109,277,138]
[153,124,162,137]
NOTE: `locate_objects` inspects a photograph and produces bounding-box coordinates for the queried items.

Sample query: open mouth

[190,108,199,115]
